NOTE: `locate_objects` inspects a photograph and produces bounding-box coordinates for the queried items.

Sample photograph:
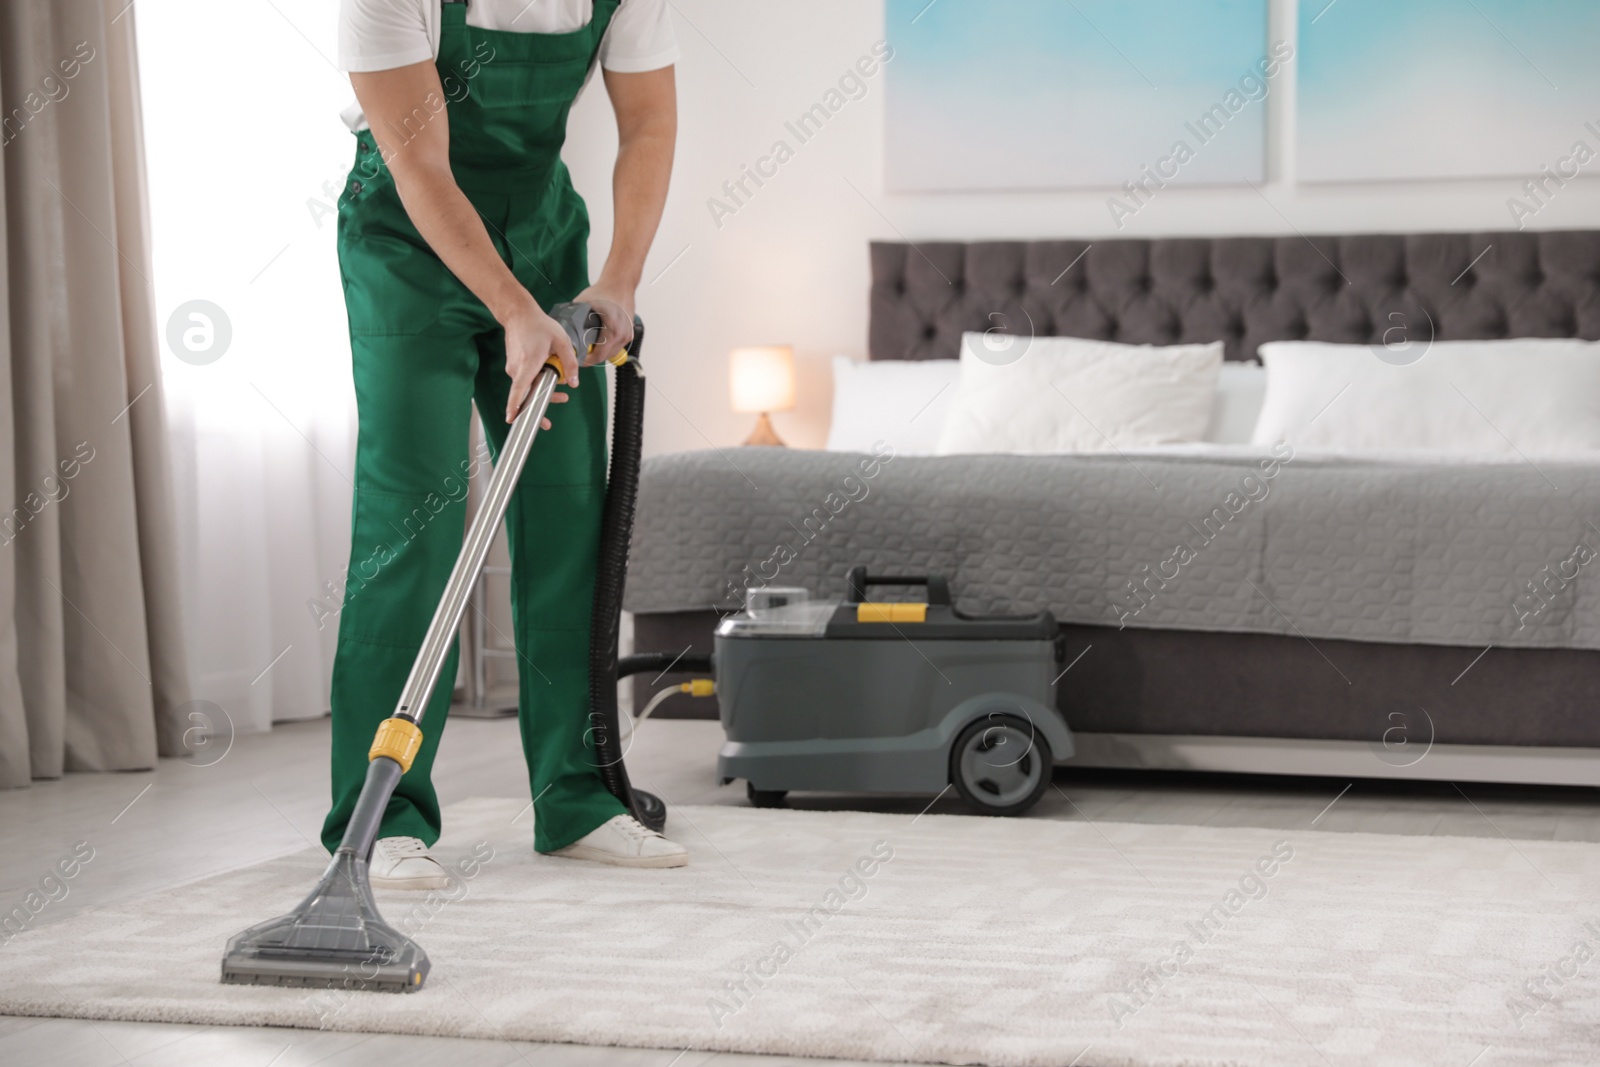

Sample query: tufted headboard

[869,231,1600,363]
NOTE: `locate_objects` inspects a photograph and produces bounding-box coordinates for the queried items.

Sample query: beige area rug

[1,797,1598,1067]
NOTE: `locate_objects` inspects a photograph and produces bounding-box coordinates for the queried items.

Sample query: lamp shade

[729,346,796,414]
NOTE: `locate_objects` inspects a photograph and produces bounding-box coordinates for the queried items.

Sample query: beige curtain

[0,0,190,787]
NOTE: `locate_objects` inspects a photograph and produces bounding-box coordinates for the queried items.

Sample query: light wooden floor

[4,715,1598,1066]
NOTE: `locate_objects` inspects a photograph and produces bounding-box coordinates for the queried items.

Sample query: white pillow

[825,355,957,455]
[936,334,1223,455]
[1206,361,1268,444]
[1252,339,1600,454]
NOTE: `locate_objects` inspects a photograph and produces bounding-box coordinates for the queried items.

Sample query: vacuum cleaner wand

[221,302,632,993]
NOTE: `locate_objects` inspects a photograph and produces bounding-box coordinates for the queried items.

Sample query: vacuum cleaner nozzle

[220,848,429,993]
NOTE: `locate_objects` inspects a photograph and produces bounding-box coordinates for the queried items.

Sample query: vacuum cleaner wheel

[949,714,1053,817]
[746,782,788,808]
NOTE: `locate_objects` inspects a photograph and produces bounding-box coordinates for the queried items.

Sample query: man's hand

[501,298,579,425]
[573,286,636,365]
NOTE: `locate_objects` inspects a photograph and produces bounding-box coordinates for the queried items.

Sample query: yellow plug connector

[637,676,714,724]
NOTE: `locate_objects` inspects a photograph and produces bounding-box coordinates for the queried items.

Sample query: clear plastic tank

[717,586,835,638]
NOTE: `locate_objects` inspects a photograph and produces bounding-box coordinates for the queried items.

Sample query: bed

[629,231,1600,787]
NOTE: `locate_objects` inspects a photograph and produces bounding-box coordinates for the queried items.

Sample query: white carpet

[2,797,1598,1067]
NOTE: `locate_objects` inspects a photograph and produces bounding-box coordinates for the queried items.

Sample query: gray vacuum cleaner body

[716,568,1073,816]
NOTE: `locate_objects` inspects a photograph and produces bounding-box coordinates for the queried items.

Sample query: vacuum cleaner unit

[220,303,652,993]
[716,569,1074,817]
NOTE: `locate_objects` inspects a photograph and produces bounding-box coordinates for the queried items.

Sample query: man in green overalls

[324,0,683,886]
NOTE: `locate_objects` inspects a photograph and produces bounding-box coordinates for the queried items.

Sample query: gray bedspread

[626,446,1600,651]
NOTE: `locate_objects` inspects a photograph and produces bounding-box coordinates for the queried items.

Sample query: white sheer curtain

[138,1,358,731]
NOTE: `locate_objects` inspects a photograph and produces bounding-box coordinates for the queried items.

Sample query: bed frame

[634,231,1600,787]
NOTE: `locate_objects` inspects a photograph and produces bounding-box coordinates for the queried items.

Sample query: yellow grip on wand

[369,718,423,773]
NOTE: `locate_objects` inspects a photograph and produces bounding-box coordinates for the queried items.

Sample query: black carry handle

[844,566,951,606]
[547,301,645,366]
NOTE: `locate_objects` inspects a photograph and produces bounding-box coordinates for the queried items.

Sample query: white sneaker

[369,836,452,890]
[544,814,688,868]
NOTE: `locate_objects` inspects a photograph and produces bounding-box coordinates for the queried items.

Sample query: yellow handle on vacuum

[856,602,929,624]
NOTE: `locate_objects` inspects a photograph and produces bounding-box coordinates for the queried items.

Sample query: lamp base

[742,412,786,447]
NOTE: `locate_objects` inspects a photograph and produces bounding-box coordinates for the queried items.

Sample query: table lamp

[729,345,795,447]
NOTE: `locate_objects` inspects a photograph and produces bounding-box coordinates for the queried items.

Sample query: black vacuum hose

[617,651,713,679]
[585,318,669,831]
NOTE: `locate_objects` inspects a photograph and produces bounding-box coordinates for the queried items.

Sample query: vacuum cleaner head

[220,850,429,993]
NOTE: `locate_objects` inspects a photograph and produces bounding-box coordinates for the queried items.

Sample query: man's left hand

[573,286,636,366]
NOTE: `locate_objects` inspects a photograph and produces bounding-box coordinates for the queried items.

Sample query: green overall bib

[322,0,626,855]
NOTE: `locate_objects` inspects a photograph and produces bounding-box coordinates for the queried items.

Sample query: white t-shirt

[338,0,678,129]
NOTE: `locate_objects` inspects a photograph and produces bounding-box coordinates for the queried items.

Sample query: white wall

[564,0,1600,454]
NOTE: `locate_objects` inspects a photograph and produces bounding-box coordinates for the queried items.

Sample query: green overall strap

[437,0,622,191]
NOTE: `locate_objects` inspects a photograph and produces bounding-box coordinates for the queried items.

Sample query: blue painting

[884,0,1274,192]
[1298,0,1600,183]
